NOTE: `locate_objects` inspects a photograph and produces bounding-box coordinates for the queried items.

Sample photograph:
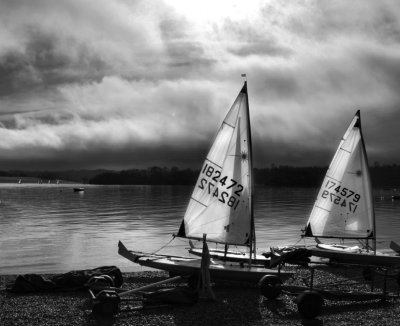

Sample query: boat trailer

[86,274,188,316]
[258,262,400,319]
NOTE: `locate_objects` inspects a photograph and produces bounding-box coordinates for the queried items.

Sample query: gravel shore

[1,264,400,326]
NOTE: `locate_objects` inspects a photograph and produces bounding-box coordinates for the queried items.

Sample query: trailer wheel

[92,290,120,316]
[362,267,373,281]
[397,271,400,286]
[87,275,115,287]
[296,290,323,319]
[188,274,200,289]
[258,275,282,299]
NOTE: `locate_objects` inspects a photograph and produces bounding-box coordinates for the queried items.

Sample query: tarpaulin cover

[7,265,123,293]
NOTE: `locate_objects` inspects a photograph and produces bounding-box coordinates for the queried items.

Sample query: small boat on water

[303,110,400,266]
[73,187,85,192]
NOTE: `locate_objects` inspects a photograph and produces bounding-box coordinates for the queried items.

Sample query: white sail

[305,111,375,239]
[178,82,253,245]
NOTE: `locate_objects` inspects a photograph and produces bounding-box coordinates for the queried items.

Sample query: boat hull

[311,245,400,267]
[188,247,269,265]
[118,241,292,283]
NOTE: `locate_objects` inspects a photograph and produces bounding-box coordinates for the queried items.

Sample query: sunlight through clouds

[0,0,399,169]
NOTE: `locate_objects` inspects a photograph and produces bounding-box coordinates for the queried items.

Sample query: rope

[152,236,176,255]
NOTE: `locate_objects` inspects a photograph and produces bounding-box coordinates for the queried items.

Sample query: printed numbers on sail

[198,178,240,210]
[201,163,244,196]
[321,180,361,213]
[197,162,244,210]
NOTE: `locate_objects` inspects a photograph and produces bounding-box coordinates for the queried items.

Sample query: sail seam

[315,205,331,212]
[222,121,235,129]
[325,175,341,183]
[205,158,223,170]
[190,197,207,207]
[339,147,352,154]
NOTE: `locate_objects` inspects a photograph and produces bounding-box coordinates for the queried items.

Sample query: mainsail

[304,111,375,241]
[177,82,253,246]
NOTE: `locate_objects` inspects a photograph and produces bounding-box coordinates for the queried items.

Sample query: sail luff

[356,110,376,252]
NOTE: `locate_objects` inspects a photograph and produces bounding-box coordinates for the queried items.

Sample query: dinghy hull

[188,247,269,265]
[311,246,400,267]
[118,241,292,283]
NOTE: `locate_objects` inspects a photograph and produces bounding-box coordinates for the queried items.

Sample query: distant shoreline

[0,164,399,188]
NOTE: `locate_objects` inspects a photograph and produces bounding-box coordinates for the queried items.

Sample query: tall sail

[305,111,375,240]
[178,82,253,245]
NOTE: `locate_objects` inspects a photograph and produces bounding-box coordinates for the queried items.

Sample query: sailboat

[178,80,267,264]
[118,80,291,282]
[303,110,400,266]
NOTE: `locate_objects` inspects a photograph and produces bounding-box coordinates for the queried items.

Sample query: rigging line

[152,236,176,255]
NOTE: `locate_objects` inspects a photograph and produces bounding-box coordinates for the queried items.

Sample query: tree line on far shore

[88,164,400,188]
[1,164,399,188]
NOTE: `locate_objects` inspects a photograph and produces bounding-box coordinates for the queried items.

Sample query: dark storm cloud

[0,30,108,96]
[0,0,399,170]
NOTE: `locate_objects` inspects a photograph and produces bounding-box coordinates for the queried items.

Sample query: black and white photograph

[1,1,400,325]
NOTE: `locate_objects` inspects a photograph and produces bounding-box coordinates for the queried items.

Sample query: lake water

[1,184,400,275]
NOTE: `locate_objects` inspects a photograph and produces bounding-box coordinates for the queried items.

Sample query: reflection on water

[0,184,399,274]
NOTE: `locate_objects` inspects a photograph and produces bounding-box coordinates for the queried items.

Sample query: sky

[0,0,400,170]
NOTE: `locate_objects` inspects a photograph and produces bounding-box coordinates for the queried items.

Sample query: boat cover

[6,265,123,293]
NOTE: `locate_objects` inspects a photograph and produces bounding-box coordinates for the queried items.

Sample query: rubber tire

[188,274,200,289]
[258,275,282,299]
[92,300,120,316]
[362,267,373,281]
[296,290,324,319]
[169,272,178,278]
[87,275,115,287]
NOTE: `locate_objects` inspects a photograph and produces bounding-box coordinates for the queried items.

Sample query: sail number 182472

[197,163,243,210]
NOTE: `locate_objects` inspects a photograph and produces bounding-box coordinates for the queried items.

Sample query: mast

[357,110,376,253]
[243,75,255,266]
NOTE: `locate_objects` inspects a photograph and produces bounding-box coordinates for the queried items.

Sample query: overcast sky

[0,0,399,170]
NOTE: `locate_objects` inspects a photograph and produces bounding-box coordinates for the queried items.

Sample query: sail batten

[178,82,252,246]
[305,111,375,241]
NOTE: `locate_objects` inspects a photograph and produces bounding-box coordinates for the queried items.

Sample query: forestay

[304,111,375,240]
[178,83,253,245]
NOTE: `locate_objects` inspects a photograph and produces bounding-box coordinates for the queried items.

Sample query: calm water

[1,184,400,275]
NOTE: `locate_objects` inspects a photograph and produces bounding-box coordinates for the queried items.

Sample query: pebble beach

[1,265,400,326]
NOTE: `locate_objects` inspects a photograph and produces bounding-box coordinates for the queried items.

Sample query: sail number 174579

[321,180,361,213]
